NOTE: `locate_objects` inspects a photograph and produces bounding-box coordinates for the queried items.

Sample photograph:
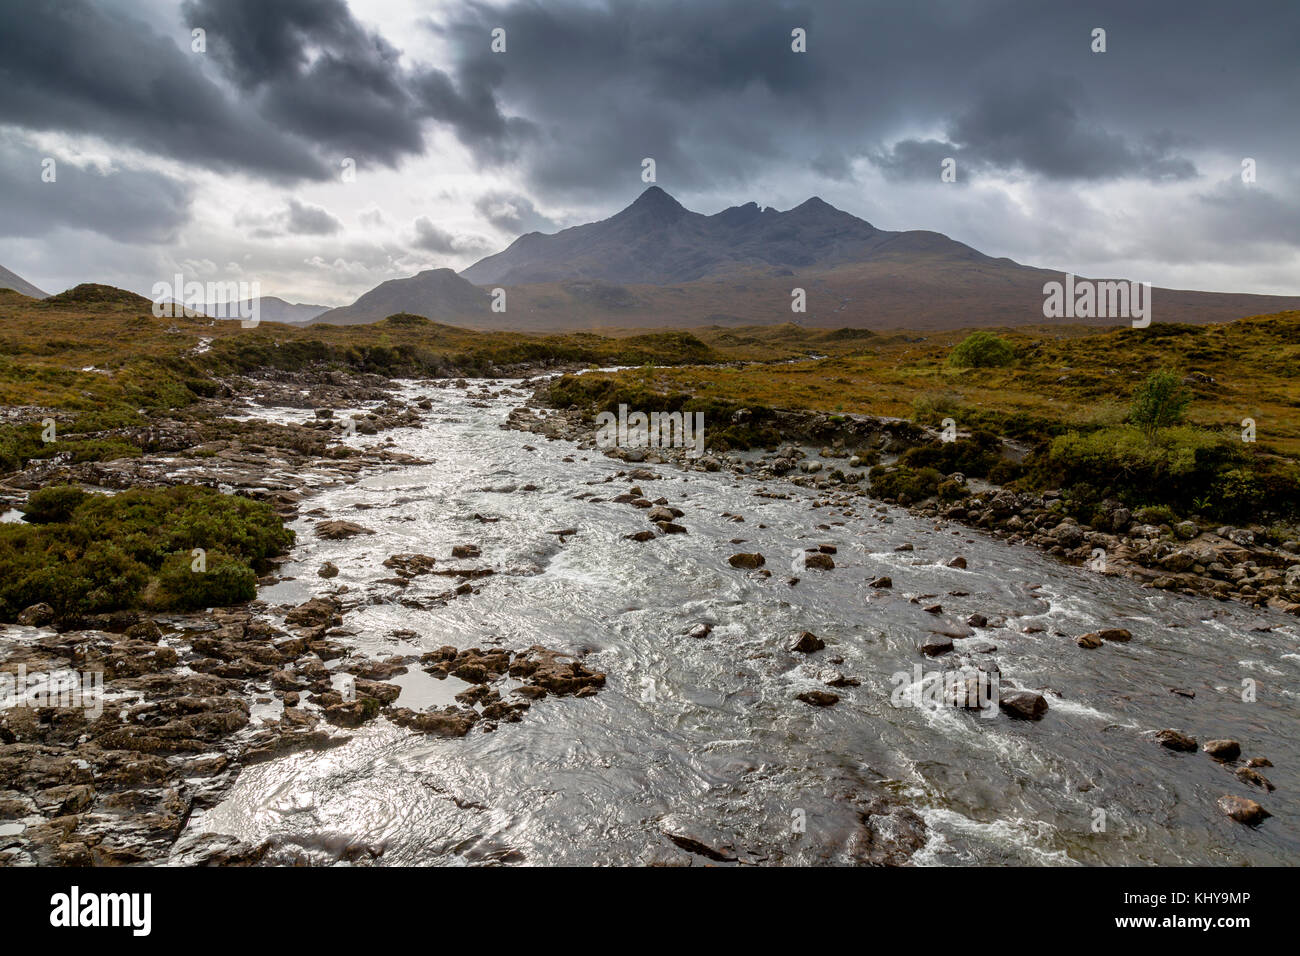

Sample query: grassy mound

[0,484,293,620]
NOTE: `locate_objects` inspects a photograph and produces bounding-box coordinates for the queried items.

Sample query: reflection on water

[187,381,1299,865]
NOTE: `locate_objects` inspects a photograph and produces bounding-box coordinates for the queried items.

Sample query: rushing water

[184,380,1299,865]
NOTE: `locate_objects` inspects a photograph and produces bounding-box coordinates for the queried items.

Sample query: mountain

[312,268,489,325]
[239,296,330,324]
[461,186,992,286]
[317,189,1300,331]
[171,296,330,323]
[0,264,49,299]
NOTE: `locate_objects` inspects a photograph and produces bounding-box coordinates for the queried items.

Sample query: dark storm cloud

[0,139,192,243]
[245,199,343,238]
[0,0,329,181]
[473,191,557,234]
[873,81,1198,183]
[426,0,1296,200]
[185,0,528,168]
[411,217,490,256]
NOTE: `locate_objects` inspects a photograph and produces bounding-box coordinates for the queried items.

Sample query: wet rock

[947,556,967,569]
[661,827,738,863]
[999,691,1048,720]
[451,544,481,559]
[788,631,825,654]
[1155,729,1198,752]
[820,669,860,687]
[17,603,55,627]
[966,613,987,628]
[656,521,688,534]
[383,553,437,575]
[869,576,892,589]
[625,530,656,542]
[323,698,381,727]
[508,646,605,696]
[848,798,927,866]
[1203,739,1242,761]
[34,784,95,815]
[728,552,765,569]
[387,706,479,738]
[804,552,835,571]
[1245,757,1273,768]
[920,635,953,657]
[1235,767,1275,791]
[1216,794,1269,825]
[1079,627,1131,644]
[317,561,339,578]
[315,520,375,540]
[688,623,712,639]
[796,690,839,707]
[284,596,342,629]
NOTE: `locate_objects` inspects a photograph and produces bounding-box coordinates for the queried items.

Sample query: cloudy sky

[2,0,1297,305]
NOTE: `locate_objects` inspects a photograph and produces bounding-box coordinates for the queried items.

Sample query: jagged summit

[459,189,905,286]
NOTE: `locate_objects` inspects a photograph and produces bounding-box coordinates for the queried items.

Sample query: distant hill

[0,264,48,299]
[312,268,490,325]
[188,296,331,324]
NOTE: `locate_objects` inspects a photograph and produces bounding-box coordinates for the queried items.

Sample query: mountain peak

[622,185,687,218]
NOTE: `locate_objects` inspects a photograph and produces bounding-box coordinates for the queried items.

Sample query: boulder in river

[1203,739,1242,761]
[728,552,765,569]
[796,690,839,707]
[920,635,954,657]
[999,691,1048,720]
[1155,729,1198,752]
[1235,767,1275,791]
[869,576,892,589]
[788,631,825,653]
[1216,794,1270,825]
[317,561,339,579]
[1076,632,1104,649]
[315,520,375,540]
[804,552,835,571]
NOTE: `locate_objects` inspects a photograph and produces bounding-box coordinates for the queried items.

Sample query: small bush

[1128,369,1191,436]
[0,484,292,620]
[21,484,89,523]
[948,331,1015,369]
[868,465,944,503]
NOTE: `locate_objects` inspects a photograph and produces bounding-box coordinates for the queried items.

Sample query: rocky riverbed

[2,372,1296,865]
[507,398,1300,616]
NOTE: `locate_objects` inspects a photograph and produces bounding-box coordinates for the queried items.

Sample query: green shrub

[948,331,1015,369]
[151,549,258,609]
[21,484,90,524]
[0,484,292,620]
[868,465,945,503]
[1128,369,1191,436]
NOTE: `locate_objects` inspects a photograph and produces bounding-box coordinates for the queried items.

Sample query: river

[181,378,1298,865]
